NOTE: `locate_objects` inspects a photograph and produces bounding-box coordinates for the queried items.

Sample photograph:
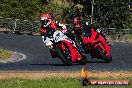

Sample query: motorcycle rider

[39,13,67,37]
[72,14,111,47]
[39,13,67,57]
[72,14,85,52]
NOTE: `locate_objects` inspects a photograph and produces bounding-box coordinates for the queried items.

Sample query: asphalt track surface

[0,33,132,71]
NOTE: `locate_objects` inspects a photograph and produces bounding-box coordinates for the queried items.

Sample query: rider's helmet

[72,14,82,28]
[40,13,52,27]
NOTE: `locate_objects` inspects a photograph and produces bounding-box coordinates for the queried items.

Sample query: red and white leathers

[72,16,83,42]
[72,16,85,52]
[39,13,67,43]
[72,16,82,31]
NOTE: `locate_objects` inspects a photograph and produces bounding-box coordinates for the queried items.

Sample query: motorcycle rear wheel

[95,46,112,63]
[55,44,72,66]
[79,54,87,65]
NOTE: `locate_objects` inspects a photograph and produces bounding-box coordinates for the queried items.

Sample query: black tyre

[95,46,112,63]
[55,44,72,66]
[49,49,57,58]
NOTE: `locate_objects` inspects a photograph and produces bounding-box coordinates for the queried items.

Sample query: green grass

[0,78,131,88]
[0,49,12,60]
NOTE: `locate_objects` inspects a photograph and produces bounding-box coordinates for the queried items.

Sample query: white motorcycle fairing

[42,30,77,48]
[42,36,53,47]
[53,30,77,47]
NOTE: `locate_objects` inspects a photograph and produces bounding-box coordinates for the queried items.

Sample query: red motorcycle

[43,30,87,66]
[80,27,112,63]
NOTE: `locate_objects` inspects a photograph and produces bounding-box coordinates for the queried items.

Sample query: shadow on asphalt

[30,60,108,66]
[30,63,77,66]
[87,60,108,63]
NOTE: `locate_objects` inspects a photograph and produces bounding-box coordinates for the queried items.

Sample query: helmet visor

[41,19,49,26]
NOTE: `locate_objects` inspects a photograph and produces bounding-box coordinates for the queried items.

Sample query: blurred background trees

[0,0,131,28]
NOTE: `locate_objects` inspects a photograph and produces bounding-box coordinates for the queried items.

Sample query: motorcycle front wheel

[95,46,112,63]
[55,43,72,66]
